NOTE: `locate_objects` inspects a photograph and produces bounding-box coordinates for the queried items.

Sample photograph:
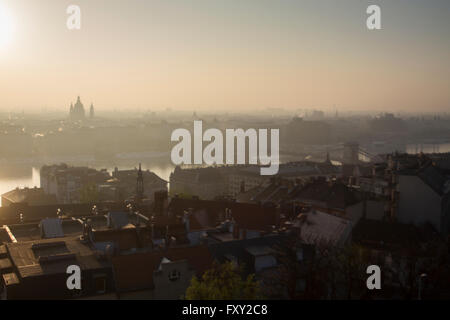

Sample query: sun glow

[0,4,14,49]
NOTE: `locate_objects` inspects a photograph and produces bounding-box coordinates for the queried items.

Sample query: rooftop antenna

[136,163,144,203]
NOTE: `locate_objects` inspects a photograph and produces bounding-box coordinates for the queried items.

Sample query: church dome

[70,96,86,119]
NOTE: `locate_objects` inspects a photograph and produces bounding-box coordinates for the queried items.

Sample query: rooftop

[291,179,360,209]
[1,187,57,206]
[6,236,107,279]
[112,245,213,293]
[294,209,352,246]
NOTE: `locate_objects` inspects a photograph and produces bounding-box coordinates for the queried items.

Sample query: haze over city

[1,0,450,303]
[1,0,450,112]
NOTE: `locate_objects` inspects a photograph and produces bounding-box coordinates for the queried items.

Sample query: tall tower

[70,96,85,120]
[343,142,360,165]
[90,103,94,118]
[136,163,144,203]
[324,150,332,166]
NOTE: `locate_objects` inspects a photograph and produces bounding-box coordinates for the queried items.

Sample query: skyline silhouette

[0,0,449,112]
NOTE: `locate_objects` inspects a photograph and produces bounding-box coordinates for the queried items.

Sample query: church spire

[136,163,144,203]
[324,150,332,166]
[71,96,85,120]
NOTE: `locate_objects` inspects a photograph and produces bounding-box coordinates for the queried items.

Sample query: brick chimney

[241,228,247,240]
[233,223,240,239]
[183,209,191,233]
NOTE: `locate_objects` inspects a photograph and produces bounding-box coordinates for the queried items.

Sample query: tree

[386,236,450,300]
[185,262,263,300]
[334,243,371,299]
[266,231,340,300]
[268,232,371,300]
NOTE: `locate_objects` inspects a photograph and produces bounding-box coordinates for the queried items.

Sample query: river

[1,142,450,206]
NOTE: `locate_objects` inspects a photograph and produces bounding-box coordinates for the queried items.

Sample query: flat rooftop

[7,219,84,242]
[6,235,107,279]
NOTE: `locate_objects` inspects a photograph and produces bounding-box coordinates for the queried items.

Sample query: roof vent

[39,218,64,239]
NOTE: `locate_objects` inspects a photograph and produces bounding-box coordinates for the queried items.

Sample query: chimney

[229,218,235,233]
[183,210,191,233]
[233,223,240,239]
[348,176,354,186]
[226,208,232,220]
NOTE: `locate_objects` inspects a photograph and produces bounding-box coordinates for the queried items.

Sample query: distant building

[396,162,450,235]
[355,152,450,235]
[342,142,360,165]
[1,187,57,207]
[369,113,406,132]
[69,96,86,120]
[284,117,331,145]
[89,103,95,118]
[169,166,227,200]
[40,164,111,204]
[237,177,364,225]
[111,166,168,203]
[40,164,167,205]
[170,162,341,200]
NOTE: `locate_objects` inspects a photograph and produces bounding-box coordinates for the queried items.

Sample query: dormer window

[168,269,181,282]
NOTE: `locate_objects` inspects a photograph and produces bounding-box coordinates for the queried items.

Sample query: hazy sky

[0,0,449,112]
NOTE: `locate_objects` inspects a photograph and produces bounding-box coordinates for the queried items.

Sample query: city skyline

[0,0,449,112]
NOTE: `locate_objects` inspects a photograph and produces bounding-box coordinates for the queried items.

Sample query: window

[168,269,181,282]
[93,274,107,294]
